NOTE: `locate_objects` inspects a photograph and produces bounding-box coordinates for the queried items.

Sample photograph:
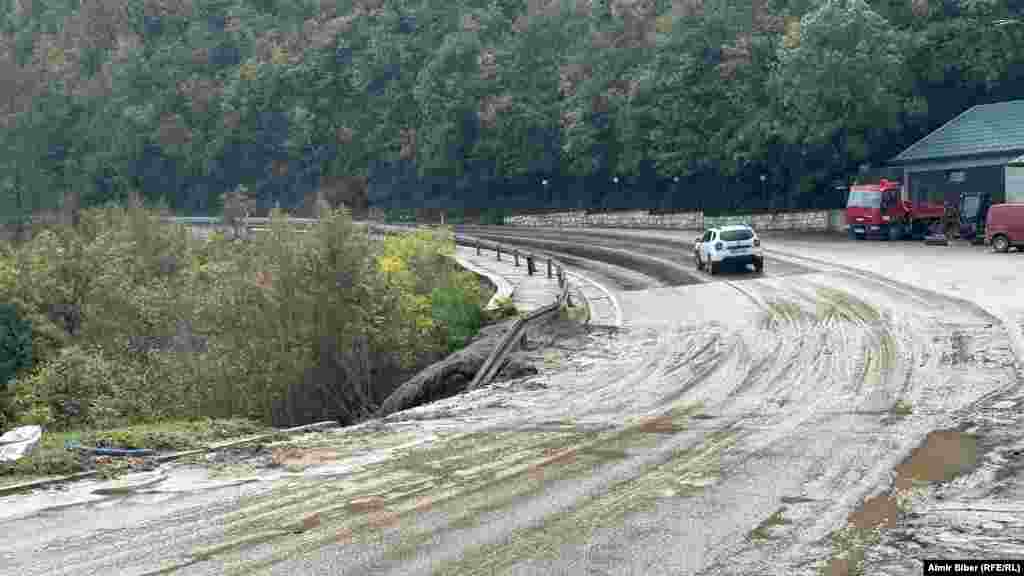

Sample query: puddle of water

[822,429,979,576]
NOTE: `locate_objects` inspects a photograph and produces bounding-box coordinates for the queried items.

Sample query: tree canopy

[0,0,1021,217]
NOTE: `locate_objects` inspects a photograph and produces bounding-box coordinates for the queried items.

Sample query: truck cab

[845,179,945,240]
[845,179,903,239]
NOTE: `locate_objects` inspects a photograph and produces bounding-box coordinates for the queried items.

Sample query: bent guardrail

[366,224,571,392]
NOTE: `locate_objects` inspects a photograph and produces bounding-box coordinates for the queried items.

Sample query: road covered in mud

[1,227,1022,576]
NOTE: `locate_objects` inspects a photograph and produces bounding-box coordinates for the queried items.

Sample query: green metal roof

[891,100,1024,164]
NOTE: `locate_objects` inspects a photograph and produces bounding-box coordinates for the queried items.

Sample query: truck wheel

[993,234,1010,253]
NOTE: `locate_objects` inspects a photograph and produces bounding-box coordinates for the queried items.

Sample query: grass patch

[487,296,519,321]
[760,299,809,329]
[818,525,881,576]
[891,399,913,417]
[749,506,792,541]
[0,418,270,479]
[563,302,589,324]
[815,287,882,325]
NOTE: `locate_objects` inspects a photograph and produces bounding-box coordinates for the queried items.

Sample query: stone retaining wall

[506,209,845,232]
[505,210,703,230]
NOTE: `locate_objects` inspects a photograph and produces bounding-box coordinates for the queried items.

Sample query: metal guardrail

[163,216,318,227]
[167,217,572,393]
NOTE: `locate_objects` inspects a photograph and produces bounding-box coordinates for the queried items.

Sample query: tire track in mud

[463,228,1020,575]
[21,232,1021,576]
[53,327,724,576]
[694,273,1020,576]
[175,321,751,575]
[463,230,703,287]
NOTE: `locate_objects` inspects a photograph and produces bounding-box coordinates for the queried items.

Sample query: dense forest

[0,0,1021,219]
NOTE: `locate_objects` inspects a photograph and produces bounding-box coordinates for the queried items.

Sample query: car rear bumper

[711,253,763,264]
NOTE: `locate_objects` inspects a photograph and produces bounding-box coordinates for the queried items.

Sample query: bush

[20,346,119,430]
[432,285,484,352]
[0,303,32,429]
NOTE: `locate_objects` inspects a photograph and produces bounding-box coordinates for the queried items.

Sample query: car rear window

[720,229,754,241]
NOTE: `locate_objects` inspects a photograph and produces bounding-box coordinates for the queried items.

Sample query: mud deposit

[821,429,980,576]
[1,265,1019,576]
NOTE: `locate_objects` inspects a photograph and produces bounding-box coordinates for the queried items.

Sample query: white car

[694,224,764,275]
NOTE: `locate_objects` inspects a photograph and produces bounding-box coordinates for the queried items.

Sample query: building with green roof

[889,99,1024,205]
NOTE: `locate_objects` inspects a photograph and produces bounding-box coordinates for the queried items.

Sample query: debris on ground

[0,426,42,462]
[375,320,517,418]
[65,442,156,457]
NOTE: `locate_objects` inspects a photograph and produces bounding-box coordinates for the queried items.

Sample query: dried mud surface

[0,232,1021,576]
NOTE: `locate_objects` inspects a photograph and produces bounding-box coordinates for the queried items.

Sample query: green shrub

[432,285,484,352]
[0,303,32,430]
[487,296,519,321]
[21,345,117,430]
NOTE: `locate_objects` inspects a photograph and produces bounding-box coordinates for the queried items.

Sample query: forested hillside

[0,0,1021,218]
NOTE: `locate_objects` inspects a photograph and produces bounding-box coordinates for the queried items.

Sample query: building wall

[1007,166,1024,203]
[908,165,1005,205]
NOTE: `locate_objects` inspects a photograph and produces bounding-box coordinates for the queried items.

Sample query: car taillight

[715,242,723,251]
[753,238,760,247]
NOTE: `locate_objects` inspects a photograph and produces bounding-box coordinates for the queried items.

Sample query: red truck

[845,179,946,240]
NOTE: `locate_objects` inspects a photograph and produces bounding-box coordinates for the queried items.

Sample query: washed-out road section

[0,226,1021,575]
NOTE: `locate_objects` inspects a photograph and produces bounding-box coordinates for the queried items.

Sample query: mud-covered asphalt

[1,227,1022,576]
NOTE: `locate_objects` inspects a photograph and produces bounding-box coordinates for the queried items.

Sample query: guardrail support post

[547,259,552,278]
[514,250,519,267]
[527,257,534,276]
[476,240,481,256]
[496,246,501,261]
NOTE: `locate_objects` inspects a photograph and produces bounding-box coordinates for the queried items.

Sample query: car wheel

[709,261,719,276]
[993,234,1010,253]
